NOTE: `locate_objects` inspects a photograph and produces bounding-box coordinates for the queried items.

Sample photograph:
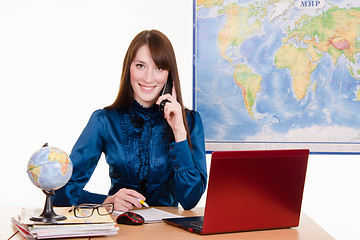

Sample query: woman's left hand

[156,87,187,142]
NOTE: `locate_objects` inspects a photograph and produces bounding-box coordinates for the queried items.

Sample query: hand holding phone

[157,79,187,142]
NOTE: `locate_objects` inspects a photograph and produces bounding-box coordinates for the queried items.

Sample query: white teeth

[140,84,154,90]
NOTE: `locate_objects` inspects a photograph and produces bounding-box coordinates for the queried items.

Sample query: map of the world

[195,0,360,152]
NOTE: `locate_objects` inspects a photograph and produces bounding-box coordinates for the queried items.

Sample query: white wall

[0,1,359,239]
[0,0,193,205]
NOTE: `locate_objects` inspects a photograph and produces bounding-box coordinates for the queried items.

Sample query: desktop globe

[27,144,73,222]
[27,145,73,191]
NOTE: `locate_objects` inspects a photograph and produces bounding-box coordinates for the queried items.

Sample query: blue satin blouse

[53,101,207,210]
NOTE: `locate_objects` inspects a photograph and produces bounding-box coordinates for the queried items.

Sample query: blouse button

[170,146,174,151]
[175,166,179,170]
[172,156,176,160]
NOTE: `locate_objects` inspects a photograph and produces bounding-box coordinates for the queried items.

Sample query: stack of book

[11,207,118,239]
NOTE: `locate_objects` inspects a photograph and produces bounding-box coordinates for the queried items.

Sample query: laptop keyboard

[184,218,204,230]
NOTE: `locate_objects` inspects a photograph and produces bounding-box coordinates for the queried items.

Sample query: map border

[192,0,360,154]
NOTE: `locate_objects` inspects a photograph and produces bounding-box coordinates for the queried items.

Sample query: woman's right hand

[103,188,146,212]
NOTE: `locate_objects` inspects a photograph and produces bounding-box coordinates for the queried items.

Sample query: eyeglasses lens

[98,203,114,215]
[75,206,93,218]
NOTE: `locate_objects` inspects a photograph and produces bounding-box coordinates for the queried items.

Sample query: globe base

[30,190,67,222]
[30,214,67,222]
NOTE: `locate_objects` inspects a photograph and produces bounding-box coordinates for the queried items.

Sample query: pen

[136,198,149,207]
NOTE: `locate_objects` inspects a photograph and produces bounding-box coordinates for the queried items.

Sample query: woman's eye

[136,64,145,69]
[155,67,164,71]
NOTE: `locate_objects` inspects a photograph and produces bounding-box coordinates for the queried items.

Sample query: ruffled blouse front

[53,101,207,210]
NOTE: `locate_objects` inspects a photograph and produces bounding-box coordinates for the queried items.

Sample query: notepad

[113,207,182,223]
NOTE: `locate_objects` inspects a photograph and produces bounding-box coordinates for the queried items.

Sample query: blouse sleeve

[53,110,108,206]
[169,110,207,210]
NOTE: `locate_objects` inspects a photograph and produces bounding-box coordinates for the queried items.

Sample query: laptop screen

[202,149,309,234]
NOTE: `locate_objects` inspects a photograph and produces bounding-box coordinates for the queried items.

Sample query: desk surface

[4,207,334,240]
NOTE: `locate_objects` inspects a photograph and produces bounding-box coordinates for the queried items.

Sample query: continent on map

[275,7,360,100]
[197,0,223,8]
[213,2,266,117]
[275,44,317,100]
[217,3,263,63]
[48,148,70,176]
[233,63,262,117]
[27,165,42,185]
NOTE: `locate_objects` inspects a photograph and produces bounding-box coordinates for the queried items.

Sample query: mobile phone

[159,78,173,114]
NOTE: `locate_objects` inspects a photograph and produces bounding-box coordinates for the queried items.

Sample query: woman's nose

[143,69,155,83]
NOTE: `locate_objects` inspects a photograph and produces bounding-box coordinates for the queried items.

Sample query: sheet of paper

[113,207,182,223]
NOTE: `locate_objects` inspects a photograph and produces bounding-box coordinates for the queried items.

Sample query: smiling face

[130,44,169,108]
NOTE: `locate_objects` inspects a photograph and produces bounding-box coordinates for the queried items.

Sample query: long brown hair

[106,30,191,145]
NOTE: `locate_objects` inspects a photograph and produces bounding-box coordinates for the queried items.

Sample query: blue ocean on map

[195,0,360,150]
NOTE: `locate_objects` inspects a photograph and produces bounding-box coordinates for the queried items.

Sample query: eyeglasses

[69,203,114,218]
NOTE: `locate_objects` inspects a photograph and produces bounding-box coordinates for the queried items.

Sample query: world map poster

[194,0,360,153]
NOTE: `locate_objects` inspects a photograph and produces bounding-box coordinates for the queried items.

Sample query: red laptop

[163,149,309,234]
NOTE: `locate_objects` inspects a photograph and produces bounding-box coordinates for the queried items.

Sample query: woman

[53,30,207,211]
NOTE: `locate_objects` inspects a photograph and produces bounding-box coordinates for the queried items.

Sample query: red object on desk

[204,149,309,234]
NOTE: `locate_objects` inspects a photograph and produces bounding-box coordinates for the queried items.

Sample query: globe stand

[30,190,67,222]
